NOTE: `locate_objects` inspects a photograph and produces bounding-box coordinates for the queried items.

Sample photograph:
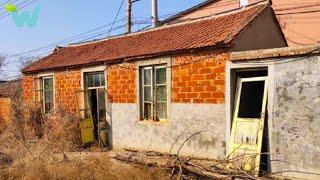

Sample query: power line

[108,0,125,36]
[9,18,127,57]
[0,0,38,20]
[0,0,16,7]
[0,0,20,16]
[6,0,270,60]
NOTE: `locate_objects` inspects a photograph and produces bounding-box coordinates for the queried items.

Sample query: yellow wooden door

[75,90,94,145]
[228,76,268,175]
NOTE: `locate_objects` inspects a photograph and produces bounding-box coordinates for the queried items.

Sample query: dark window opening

[238,81,265,118]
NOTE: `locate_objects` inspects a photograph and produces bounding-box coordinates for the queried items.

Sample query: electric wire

[107,0,125,36]
[0,0,38,19]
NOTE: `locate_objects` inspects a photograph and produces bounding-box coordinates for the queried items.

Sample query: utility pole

[126,0,132,34]
[151,0,158,27]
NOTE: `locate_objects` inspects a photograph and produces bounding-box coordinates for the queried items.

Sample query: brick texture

[22,75,35,104]
[55,70,81,114]
[0,98,11,126]
[22,70,81,115]
[107,63,136,103]
[172,50,228,104]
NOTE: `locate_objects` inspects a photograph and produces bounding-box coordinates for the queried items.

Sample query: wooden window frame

[140,64,168,122]
[34,75,54,114]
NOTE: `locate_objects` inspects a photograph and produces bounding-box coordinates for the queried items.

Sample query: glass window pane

[156,68,166,84]
[156,85,167,102]
[144,103,152,120]
[86,74,94,88]
[44,78,53,90]
[156,102,167,119]
[93,74,100,87]
[144,68,152,85]
[100,73,105,86]
[44,90,53,102]
[144,86,152,101]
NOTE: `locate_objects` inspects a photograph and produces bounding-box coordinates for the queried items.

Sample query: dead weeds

[0,153,169,180]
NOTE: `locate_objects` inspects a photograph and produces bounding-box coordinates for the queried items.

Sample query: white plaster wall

[111,103,226,159]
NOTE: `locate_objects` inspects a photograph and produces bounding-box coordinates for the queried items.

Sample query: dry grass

[0,100,169,180]
[0,128,169,180]
[0,152,169,180]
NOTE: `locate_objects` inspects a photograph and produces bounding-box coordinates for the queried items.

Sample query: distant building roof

[23,3,268,74]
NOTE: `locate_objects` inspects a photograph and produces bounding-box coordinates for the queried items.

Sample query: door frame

[228,76,268,173]
[80,65,108,122]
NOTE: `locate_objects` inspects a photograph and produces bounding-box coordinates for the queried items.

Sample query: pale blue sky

[0,0,204,79]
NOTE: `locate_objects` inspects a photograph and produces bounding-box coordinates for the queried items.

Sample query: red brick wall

[0,98,11,128]
[22,70,81,115]
[22,50,228,108]
[107,63,136,103]
[55,70,81,114]
[22,75,35,105]
[172,50,228,104]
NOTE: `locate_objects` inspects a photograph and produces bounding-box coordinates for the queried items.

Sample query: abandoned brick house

[17,1,320,178]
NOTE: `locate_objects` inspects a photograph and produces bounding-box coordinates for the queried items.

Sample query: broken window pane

[156,68,166,84]
[144,103,152,120]
[238,81,265,118]
[156,85,167,102]
[144,86,152,101]
[156,102,167,119]
[144,69,152,85]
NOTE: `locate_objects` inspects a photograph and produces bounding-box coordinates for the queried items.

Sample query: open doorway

[81,72,108,147]
[228,69,270,176]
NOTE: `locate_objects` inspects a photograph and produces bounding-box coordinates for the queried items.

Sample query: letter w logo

[11,5,41,28]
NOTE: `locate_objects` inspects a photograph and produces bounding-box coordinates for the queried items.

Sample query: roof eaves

[22,44,232,74]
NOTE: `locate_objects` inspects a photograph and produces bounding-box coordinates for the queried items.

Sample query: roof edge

[229,44,320,61]
[22,45,231,74]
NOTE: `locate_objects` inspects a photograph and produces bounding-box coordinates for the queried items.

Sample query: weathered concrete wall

[112,103,226,159]
[227,53,320,179]
[109,50,229,158]
[272,55,320,178]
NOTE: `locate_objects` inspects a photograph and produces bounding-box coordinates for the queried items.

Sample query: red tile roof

[22,3,267,73]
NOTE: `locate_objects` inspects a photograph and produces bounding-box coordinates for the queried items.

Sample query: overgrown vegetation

[0,86,170,179]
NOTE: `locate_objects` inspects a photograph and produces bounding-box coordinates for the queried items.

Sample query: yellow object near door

[80,118,94,144]
[228,76,268,175]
